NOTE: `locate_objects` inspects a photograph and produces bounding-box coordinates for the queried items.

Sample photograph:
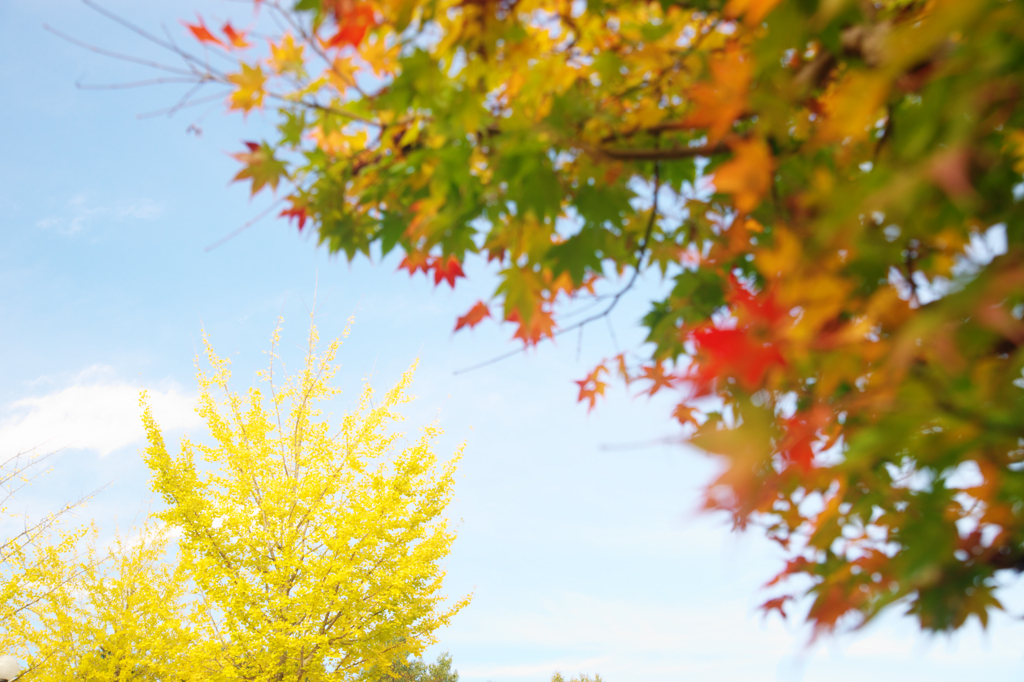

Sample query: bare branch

[204,197,289,252]
[44,24,195,76]
[136,89,230,119]
[597,142,727,161]
[75,77,199,90]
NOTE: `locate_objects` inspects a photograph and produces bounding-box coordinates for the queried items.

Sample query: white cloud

[34,194,163,236]
[0,367,200,457]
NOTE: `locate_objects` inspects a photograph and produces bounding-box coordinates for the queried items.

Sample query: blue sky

[2,1,1024,680]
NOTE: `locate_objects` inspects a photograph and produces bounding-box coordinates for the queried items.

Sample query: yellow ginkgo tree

[17,524,200,682]
[9,320,466,682]
[137,320,469,681]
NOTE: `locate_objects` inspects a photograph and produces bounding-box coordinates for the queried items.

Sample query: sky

[2,1,1024,680]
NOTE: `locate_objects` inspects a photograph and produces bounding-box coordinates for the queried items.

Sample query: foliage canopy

[9,322,466,682]
[79,0,1024,635]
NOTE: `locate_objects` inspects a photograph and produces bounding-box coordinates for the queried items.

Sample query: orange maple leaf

[682,44,750,143]
[640,363,676,396]
[507,308,556,346]
[672,402,699,427]
[455,301,491,331]
[183,17,225,47]
[575,364,608,412]
[221,22,250,49]
[713,137,774,214]
[398,251,434,275]
[612,353,632,384]
[726,0,783,25]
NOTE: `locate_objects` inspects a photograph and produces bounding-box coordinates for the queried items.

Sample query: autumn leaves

[164,0,1024,637]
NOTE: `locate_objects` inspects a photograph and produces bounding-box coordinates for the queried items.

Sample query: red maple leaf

[765,557,812,587]
[760,596,790,619]
[221,22,250,49]
[728,275,787,329]
[454,301,491,331]
[323,4,376,48]
[279,200,310,232]
[183,17,226,47]
[691,326,786,390]
[432,255,465,288]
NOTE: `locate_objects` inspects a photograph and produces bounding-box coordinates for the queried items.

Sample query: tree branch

[596,142,726,161]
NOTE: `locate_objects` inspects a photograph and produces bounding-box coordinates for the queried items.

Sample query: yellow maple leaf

[817,71,890,144]
[269,33,305,76]
[328,56,357,93]
[1003,130,1024,173]
[360,34,401,76]
[683,43,750,143]
[227,62,266,112]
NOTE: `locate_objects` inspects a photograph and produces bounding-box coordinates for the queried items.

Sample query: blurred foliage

[551,673,604,682]
[125,0,1024,635]
[374,651,460,682]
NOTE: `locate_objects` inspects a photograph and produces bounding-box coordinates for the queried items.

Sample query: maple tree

[78,0,1024,636]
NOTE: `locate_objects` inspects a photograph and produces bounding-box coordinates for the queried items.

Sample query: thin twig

[599,435,681,451]
[598,142,727,161]
[204,198,288,252]
[44,24,195,76]
[136,89,229,119]
[454,162,663,375]
[75,77,198,90]
[80,0,226,79]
